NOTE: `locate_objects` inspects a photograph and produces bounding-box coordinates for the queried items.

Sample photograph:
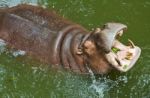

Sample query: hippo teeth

[115,30,124,40]
[128,39,135,48]
[118,30,123,36]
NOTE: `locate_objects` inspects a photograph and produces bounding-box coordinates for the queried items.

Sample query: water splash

[12,50,26,57]
[87,67,128,98]
[0,39,6,54]
[0,38,26,57]
[87,68,107,98]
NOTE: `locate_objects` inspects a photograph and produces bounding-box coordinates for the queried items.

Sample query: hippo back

[0,4,89,73]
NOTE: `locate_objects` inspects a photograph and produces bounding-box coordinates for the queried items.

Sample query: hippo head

[81,23,141,74]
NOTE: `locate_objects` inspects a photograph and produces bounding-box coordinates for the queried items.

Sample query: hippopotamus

[0,4,141,74]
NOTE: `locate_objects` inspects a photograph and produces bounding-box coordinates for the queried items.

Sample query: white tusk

[128,39,135,48]
[118,30,123,36]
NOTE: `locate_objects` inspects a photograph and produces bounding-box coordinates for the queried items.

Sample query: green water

[0,0,149,98]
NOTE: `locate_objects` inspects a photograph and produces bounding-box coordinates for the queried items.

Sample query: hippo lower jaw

[105,29,141,72]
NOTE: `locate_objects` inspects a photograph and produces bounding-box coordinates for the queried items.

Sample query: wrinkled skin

[0,4,141,74]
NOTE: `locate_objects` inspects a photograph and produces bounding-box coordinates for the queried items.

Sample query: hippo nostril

[102,24,108,30]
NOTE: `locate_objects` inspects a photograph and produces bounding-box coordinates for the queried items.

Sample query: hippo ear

[91,28,101,34]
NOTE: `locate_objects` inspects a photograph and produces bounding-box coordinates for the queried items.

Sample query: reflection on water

[0,0,150,98]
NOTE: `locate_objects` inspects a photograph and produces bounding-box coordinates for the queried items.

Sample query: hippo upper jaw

[100,23,141,72]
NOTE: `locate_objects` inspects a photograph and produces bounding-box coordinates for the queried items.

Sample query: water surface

[0,0,150,98]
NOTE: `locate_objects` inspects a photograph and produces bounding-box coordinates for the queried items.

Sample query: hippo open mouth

[101,23,141,72]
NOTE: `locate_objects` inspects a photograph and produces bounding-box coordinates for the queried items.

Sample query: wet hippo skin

[0,4,141,74]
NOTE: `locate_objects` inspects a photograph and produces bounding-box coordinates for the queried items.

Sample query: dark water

[0,0,150,98]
